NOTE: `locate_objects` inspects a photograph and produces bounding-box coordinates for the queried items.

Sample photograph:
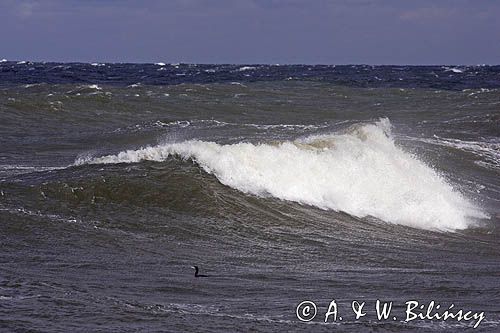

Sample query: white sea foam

[230,82,246,87]
[416,136,500,170]
[237,66,256,71]
[155,62,166,66]
[443,67,464,73]
[76,119,487,231]
[152,119,328,130]
[87,84,102,90]
[0,59,7,62]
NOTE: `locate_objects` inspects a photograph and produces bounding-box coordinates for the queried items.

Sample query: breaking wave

[75,119,487,231]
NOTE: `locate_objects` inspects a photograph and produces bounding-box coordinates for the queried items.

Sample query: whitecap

[237,66,256,71]
[443,67,464,73]
[76,119,487,231]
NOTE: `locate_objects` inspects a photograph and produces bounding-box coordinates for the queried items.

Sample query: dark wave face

[0,63,499,332]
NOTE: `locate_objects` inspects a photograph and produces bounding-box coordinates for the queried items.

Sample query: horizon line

[1,59,497,67]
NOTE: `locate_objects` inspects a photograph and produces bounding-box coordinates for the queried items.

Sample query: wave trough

[76,119,487,231]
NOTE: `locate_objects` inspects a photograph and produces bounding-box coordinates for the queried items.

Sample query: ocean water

[0,62,499,332]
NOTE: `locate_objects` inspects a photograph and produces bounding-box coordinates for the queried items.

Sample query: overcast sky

[1,0,499,64]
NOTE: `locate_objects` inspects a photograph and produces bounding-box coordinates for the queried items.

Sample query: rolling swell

[75,119,488,231]
[2,158,360,252]
[2,67,500,332]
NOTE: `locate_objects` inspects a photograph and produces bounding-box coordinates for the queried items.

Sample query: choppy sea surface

[1,62,499,332]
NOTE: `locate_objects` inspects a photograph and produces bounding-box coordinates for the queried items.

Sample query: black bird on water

[191,265,209,277]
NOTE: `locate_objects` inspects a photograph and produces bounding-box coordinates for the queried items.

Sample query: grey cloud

[0,0,498,64]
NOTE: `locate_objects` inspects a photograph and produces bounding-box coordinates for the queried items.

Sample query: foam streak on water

[76,119,487,231]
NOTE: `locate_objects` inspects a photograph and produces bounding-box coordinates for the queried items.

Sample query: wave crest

[75,119,487,231]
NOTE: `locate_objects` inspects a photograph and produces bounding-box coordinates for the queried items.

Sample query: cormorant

[191,265,209,277]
